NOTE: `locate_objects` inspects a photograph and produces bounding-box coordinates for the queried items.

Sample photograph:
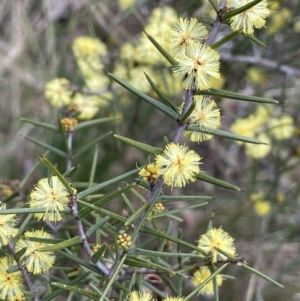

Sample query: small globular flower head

[245,133,271,159]
[15,230,55,274]
[0,256,24,301]
[173,45,220,91]
[154,202,164,211]
[73,36,107,59]
[254,105,273,122]
[1,187,13,197]
[155,143,201,188]
[254,201,271,216]
[44,78,72,107]
[227,0,271,35]
[68,102,79,112]
[117,232,132,250]
[60,117,78,132]
[76,59,103,78]
[149,202,165,218]
[182,96,221,142]
[269,115,294,140]
[294,19,300,33]
[92,243,106,256]
[198,227,236,263]
[72,93,108,120]
[230,118,254,142]
[85,74,110,91]
[135,7,178,66]
[0,204,18,247]
[164,298,184,301]
[92,243,101,253]
[73,37,106,77]
[164,17,208,56]
[247,67,268,86]
[128,291,155,301]
[139,163,159,186]
[186,96,221,128]
[276,193,285,204]
[250,193,271,216]
[192,266,223,295]
[29,176,70,222]
[149,6,178,25]
[230,112,267,145]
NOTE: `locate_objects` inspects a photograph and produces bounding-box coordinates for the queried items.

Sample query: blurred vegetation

[0,0,300,300]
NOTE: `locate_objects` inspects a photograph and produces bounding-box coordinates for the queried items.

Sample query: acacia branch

[105,2,229,295]
[70,194,110,276]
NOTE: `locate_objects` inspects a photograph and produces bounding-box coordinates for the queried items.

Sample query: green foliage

[1,1,299,301]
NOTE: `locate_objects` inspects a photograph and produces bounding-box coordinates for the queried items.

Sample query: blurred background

[0,0,300,300]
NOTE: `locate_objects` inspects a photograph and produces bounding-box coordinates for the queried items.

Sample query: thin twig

[221,53,300,76]
[65,114,109,276]
[70,194,110,276]
[205,0,227,46]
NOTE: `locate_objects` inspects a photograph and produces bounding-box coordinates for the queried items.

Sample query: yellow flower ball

[245,133,271,159]
[192,266,223,295]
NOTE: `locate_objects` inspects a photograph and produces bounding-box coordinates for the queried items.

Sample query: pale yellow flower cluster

[0,204,18,247]
[72,36,107,73]
[246,67,268,86]
[45,35,111,119]
[198,227,237,263]
[139,143,201,188]
[192,266,223,295]
[173,44,220,91]
[164,18,208,57]
[72,36,111,119]
[192,228,236,292]
[72,93,109,120]
[128,291,183,301]
[137,6,178,65]
[128,229,235,298]
[227,0,271,35]
[0,230,55,300]
[16,230,55,274]
[0,257,25,301]
[117,232,132,249]
[231,105,294,159]
[155,143,201,188]
[60,117,78,132]
[29,176,70,222]
[44,78,72,107]
[115,7,182,96]
[250,192,271,216]
[181,95,221,143]
[163,17,220,91]
[128,292,154,301]
[138,163,159,186]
